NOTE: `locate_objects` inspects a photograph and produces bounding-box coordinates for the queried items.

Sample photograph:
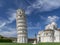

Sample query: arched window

[19,15,22,17]
[39,37,40,42]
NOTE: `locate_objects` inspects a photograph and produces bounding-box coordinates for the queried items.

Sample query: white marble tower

[16,9,28,43]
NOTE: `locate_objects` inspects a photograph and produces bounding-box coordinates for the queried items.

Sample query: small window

[20,15,22,17]
[45,33,48,36]
[20,11,23,14]
[20,12,22,14]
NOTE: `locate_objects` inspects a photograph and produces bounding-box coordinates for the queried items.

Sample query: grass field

[0,43,33,45]
[0,43,60,45]
[36,43,60,45]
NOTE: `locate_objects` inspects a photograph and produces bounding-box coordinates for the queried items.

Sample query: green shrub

[0,39,12,42]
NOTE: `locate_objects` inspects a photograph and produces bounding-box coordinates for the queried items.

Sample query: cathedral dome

[50,22,57,30]
[45,24,51,30]
[45,22,57,30]
[51,22,57,26]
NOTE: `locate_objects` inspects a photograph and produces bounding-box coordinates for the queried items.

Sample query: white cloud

[0,26,17,37]
[25,0,60,14]
[0,9,17,37]
[25,6,33,15]
[47,16,60,23]
[0,22,6,28]
[0,17,7,28]
[33,0,60,11]
[6,9,16,23]
[0,9,16,28]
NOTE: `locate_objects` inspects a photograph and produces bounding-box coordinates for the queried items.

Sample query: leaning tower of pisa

[16,9,28,43]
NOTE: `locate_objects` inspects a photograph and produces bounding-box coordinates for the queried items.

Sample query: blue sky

[0,0,60,38]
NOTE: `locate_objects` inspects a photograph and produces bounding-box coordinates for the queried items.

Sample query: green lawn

[36,43,60,45]
[0,43,33,45]
[0,43,60,45]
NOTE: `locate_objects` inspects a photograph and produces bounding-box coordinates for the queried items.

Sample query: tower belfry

[16,9,28,43]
